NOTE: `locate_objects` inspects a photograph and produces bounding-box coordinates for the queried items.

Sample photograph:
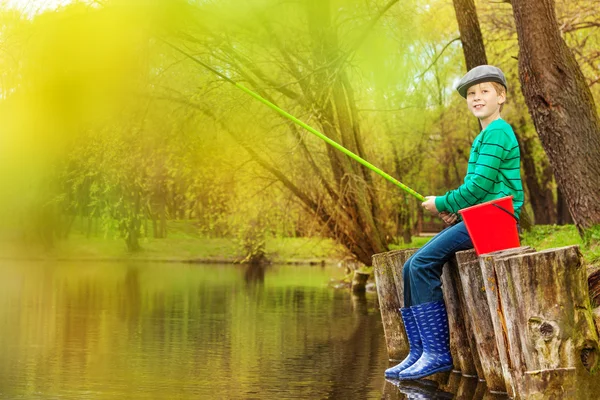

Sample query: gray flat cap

[456,65,507,98]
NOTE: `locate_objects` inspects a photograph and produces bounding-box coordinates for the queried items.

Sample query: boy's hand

[421,196,438,214]
[439,211,458,225]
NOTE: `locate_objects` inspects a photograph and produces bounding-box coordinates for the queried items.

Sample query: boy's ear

[498,91,506,105]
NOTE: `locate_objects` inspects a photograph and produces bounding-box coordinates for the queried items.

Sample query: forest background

[1,0,599,267]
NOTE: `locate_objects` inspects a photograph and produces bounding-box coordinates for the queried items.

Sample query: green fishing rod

[166,42,425,202]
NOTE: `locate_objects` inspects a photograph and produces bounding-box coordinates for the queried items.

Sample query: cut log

[372,249,415,361]
[389,249,417,308]
[351,270,369,293]
[492,246,600,399]
[478,246,536,398]
[442,258,482,377]
[456,246,534,395]
[437,371,462,394]
[454,376,480,399]
[523,368,576,399]
[456,248,506,393]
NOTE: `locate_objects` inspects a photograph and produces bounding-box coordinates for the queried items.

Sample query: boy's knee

[409,254,431,275]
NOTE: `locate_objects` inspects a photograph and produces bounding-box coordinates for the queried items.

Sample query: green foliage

[2,0,600,261]
[234,218,268,265]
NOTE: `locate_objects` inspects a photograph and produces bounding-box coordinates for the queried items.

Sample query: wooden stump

[373,250,415,361]
[389,249,417,308]
[523,368,576,399]
[456,248,506,392]
[457,247,534,394]
[442,258,482,377]
[351,270,370,293]
[437,371,462,394]
[492,246,600,399]
[453,376,480,399]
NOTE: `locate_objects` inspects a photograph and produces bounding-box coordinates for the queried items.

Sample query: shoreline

[0,236,347,266]
[0,254,338,266]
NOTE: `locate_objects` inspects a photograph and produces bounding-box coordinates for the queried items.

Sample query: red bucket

[458,196,520,256]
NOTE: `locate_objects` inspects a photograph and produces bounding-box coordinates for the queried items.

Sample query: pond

[0,261,498,399]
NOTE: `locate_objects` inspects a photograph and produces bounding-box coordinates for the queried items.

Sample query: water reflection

[0,261,514,399]
[381,371,511,399]
[243,263,265,286]
[0,261,391,399]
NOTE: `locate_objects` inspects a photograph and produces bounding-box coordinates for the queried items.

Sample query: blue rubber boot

[398,300,453,380]
[384,308,423,378]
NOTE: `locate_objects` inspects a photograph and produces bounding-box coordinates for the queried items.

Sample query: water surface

[0,261,399,399]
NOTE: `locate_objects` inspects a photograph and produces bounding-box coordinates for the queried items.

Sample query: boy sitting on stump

[385,65,524,380]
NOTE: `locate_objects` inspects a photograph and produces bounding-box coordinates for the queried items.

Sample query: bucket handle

[492,203,519,223]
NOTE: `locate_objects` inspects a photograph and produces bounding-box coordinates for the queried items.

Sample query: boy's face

[465,82,506,120]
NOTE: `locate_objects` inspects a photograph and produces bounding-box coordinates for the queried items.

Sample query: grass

[3,217,597,267]
[1,235,348,264]
[0,219,348,264]
[389,236,432,250]
[521,224,600,266]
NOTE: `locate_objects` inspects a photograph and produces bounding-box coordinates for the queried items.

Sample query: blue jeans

[403,222,473,307]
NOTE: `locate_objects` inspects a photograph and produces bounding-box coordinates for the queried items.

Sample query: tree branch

[417,37,461,79]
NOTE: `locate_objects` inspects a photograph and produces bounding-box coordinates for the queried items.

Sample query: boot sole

[384,359,422,379]
[397,364,453,380]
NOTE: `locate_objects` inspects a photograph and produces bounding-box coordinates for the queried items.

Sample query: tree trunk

[511,0,600,233]
[297,0,389,264]
[514,126,556,224]
[556,186,574,225]
[588,266,600,308]
[593,307,600,338]
[452,0,488,70]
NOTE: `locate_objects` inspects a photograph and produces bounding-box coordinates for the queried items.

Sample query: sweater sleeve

[435,129,512,214]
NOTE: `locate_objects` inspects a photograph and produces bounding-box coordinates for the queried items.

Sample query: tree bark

[593,307,600,338]
[306,0,388,263]
[511,0,600,232]
[514,127,556,224]
[556,186,574,225]
[588,266,600,308]
[452,0,488,70]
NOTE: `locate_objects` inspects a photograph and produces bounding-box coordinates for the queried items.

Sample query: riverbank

[1,224,597,266]
[0,235,350,265]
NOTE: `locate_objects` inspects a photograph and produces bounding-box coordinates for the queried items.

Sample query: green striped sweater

[434,118,524,218]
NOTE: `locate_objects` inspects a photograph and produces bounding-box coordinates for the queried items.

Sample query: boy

[385,65,524,380]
